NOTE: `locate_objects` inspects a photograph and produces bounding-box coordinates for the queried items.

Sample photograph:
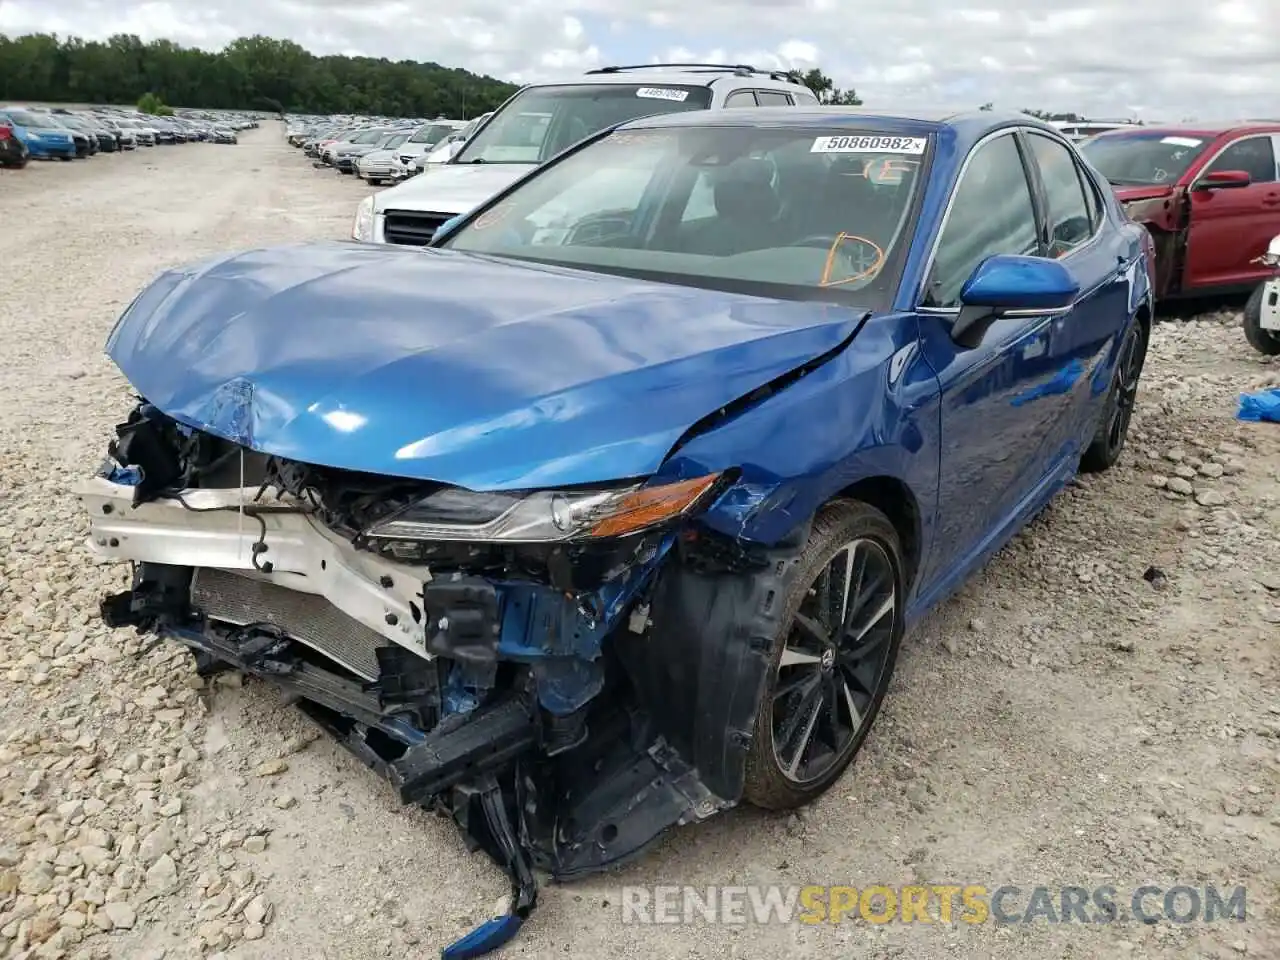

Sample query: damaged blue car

[79,107,1154,957]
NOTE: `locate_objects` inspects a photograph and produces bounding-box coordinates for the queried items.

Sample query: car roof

[1088,121,1280,139]
[525,64,810,94]
[619,105,1062,143]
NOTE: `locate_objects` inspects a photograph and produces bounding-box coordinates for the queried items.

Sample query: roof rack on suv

[585,62,796,82]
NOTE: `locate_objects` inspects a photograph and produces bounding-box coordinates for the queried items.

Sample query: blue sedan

[82,107,1153,957]
[0,107,78,159]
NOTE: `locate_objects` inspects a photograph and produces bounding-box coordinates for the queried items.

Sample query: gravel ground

[1,128,1278,960]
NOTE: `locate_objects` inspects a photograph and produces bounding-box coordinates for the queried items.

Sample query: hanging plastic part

[440,777,538,960]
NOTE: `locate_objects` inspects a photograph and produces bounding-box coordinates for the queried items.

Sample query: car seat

[686,157,783,256]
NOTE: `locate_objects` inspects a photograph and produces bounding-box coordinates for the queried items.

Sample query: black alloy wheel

[1081,317,1148,473]
[744,501,904,809]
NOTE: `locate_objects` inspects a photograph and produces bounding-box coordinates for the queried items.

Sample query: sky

[2,0,1277,120]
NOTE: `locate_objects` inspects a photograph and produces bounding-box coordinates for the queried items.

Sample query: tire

[1243,284,1280,356]
[743,500,905,810]
[1080,315,1149,473]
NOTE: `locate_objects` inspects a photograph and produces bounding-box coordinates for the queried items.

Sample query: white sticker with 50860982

[811,135,927,154]
[636,87,689,102]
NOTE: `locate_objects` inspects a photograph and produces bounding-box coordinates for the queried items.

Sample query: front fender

[657,314,941,551]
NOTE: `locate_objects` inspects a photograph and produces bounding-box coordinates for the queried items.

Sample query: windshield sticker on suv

[811,135,928,155]
[635,87,690,102]
[604,131,675,148]
[1161,136,1203,147]
[472,202,515,230]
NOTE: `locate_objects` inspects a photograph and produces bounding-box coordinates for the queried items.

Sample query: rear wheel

[743,500,904,810]
[1243,283,1280,356]
[1081,316,1148,473]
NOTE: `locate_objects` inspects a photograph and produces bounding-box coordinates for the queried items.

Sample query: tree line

[1,33,1085,123]
[0,33,519,118]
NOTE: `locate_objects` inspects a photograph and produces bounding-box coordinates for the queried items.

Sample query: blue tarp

[1237,388,1280,423]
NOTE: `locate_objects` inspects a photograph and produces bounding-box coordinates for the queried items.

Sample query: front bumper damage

[79,404,795,957]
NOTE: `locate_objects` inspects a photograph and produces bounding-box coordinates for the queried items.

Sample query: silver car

[356,131,412,184]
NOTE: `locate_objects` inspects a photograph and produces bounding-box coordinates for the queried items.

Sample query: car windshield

[382,132,409,149]
[443,125,928,305]
[352,129,387,144]
[459,115,487,139]
[409,123,459,145]
[6,109,51,128]
[454,84,714,165]
[1080,131,1212,186]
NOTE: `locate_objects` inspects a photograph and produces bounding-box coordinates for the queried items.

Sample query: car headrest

[713,157,781,221]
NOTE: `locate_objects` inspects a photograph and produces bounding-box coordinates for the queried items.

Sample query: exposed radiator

[191,568,383,681]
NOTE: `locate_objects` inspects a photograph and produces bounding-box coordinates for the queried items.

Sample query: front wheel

[743,500,905,810]
[1243,283,1280,356]
[1081,316,1149,473]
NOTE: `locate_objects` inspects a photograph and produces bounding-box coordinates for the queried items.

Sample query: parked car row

[0,105,255,169]
[285,113,491,185]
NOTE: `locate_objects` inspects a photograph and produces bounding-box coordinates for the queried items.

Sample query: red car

[1080,123,1280,299]
[0,119,28,169]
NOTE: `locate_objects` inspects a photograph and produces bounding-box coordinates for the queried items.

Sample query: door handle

[1264,194,1280,206]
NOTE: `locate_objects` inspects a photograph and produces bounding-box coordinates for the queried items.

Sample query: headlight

[363,474,722,543]
[352,195,375,241]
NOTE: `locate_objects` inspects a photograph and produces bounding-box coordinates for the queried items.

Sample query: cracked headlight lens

[364,474,721,543]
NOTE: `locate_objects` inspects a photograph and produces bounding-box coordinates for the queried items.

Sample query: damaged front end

[81,402,796,957]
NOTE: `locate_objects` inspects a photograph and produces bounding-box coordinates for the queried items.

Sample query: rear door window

[1025,133,1096,257]
[755,91,794,106]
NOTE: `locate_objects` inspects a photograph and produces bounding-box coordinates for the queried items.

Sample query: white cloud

[1,0,1276,118]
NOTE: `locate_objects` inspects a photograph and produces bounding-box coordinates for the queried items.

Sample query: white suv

[352,63,819,245]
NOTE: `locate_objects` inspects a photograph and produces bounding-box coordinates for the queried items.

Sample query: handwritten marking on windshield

[819,233,885,287]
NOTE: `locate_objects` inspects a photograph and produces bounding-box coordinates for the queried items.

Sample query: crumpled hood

[372,163,533,216]
[108,241,863,490]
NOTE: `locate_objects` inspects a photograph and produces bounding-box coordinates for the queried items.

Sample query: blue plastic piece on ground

[1237,388,1280,423]
[440,912,525,960]
[105,465,143,486]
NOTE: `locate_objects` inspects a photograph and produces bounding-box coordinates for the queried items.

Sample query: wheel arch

[829,474,923,594]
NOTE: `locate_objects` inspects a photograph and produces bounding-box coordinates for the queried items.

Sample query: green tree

[0,32,517,118]
[136,90,171,114]
[785,67,863,105]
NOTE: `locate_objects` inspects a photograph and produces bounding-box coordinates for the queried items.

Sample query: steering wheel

[792,234,885,286]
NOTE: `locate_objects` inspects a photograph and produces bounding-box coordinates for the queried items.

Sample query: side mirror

[1194,169,1251,191]
[951,255,1079,347]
